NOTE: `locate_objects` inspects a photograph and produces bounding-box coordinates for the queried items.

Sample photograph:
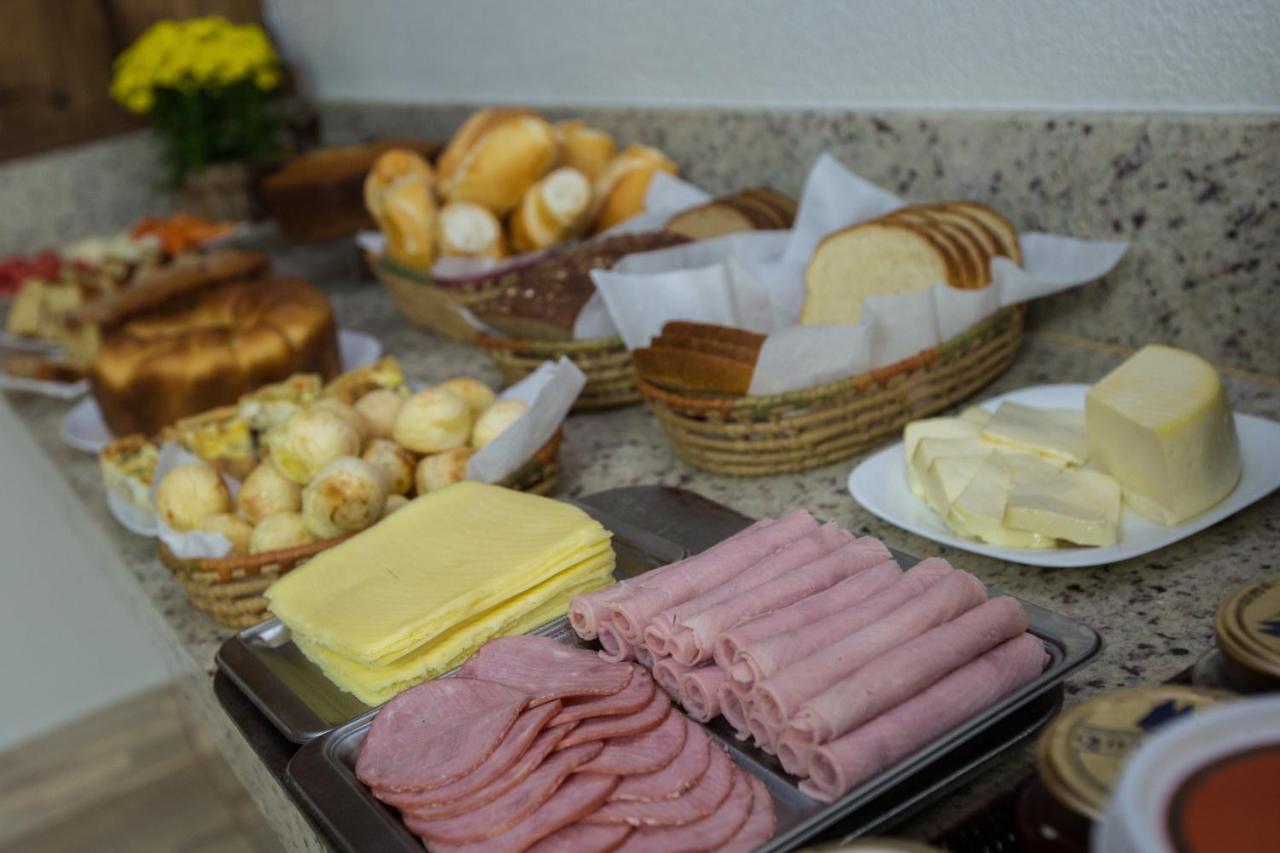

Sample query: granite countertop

[5,249,1278,851]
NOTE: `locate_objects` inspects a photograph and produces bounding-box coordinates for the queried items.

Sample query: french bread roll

[439,112,558,215]
[436,109,535,183]
[555,120,617,181]
[510,167,593,252]
[363,149,434,227]
[438,201,508,260]
[800,221,959,325]
[380,174,438,271]
[590,144,678,233]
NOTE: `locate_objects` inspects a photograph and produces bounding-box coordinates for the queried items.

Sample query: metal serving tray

[281,487,1101,852]
[216,499,690,742]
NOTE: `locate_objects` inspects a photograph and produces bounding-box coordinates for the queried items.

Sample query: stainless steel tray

[282,488,1101,853]
[216,500,690,742]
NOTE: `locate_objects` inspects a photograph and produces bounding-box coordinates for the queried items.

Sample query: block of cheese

[1086,345,1241,525]
[1005,467,1122,547]
[267,482,614,665]
[948,455,1056,549]
[982,401,1086,467]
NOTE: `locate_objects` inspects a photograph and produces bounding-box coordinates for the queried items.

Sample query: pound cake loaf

[90,277,340,436]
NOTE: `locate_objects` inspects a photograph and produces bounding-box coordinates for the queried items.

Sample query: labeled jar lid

[1035,686,1228,821]
[1214,576,1280,681]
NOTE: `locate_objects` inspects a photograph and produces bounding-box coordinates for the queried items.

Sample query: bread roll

[590,144,678,233]
[510,167,593,251]
[556,120,617,181]
[380,174,438,271]
[416,447,475,493]
[470,399,528,449]
[393,387,472,454]
[195,513,254,555]
[439,112,558,215]
[250,511,316,554]
[438,201,508,259]
[155,462,231,532]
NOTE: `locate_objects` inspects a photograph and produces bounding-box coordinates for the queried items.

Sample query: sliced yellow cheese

[922,454,988,517]
[1086,344,1241,525]
[958,405,992,427]
[947,456,1057,549]
[982,401,1087,467]
[903,421,984,497]
[1005,467,1122,547]
[266,481,614,664]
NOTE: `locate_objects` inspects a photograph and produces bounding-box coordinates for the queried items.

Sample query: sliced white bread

[940,201,1022,264]
[887,210,984,288]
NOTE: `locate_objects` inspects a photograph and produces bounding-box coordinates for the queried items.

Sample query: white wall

[267,0,1280,113]
[0,400,169,749]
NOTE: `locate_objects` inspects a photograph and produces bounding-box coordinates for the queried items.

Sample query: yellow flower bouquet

[110,17,284,187]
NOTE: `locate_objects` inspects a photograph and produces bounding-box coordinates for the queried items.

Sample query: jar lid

[1215,576,1280,680]
[1035,686,1228,821]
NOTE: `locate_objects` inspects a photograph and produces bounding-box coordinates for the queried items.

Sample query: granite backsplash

[2,102,1276,373]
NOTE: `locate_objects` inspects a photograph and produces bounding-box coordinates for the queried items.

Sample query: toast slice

[801,221,958,325]
[938,201,1022,264]
[660,321,767,352]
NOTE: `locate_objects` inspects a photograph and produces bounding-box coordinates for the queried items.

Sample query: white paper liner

[588,152,1129,395]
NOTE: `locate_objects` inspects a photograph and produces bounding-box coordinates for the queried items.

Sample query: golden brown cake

[89,278,340,437]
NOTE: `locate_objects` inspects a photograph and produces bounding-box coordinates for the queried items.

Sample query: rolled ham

[596,621,635,663]
[679,665,731,722]
[608,509,819,642]
[790,596,1029,744]
[713,558,901,675]
[717,681,752,741]
[732,557,953,688]
[753,569,987,729]
[652,656,697,702]
[797,633,1048,802]
[668,538,893,667]
[644,524,853,655]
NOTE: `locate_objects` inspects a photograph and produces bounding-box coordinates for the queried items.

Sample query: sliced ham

[597,621,636,663]
[679,665,730,723]
[569,582,634,640]
[727,557,947,685]
[721,773,777,853]
[652,656,696,702]
[355,678,528,793]
[457,635,632,704]
[558,689,671,748]
[586,745,735,827]
[751,565,983,729]
[643,524,853,655]
[790,596,1030,744]
[746,713,778,753]
[577,706,688,775]
[668,537,893,666]
[612,766,753,852]
[429,773,618,853]
[379,702,564,811]
[550,666,654,726]
[715,558,901,676]
[407,740,604,843]
[608,509,820,642]
[798,633,1048,802]
[526,823,632,853]
[717,681,752,741]
[633,644,655,670]
[611,718,712,802]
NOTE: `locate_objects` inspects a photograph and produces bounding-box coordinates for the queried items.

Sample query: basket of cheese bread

[101,356,581,627]
[633,201,1028,475]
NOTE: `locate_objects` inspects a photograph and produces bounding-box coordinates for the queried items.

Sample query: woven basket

[636,306,1025,476]
[158,432,563,628]
[477,334,640,411]
[373,255,530,342]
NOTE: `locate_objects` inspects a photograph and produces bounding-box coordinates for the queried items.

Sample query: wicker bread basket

[477,334,640,411]
[636,305,1024,476]
[158,431,563,628]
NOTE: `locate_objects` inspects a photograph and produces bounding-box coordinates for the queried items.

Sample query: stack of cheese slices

[267,483,615,705]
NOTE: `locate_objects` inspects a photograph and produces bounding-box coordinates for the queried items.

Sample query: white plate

[60,329,382,454]
[848,383,1280,568]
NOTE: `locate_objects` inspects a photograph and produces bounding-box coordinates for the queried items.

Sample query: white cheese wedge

[911,437,991,504]
[1086,344,1242,525]
[902,418,984,496]
[1005,467,1122,547]
[922,454,988,517]
[959,405,992,427]
[982,401,1088,467]
[947,456,1057,549]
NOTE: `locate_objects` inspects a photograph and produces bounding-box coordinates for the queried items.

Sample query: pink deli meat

[791,596,1030,744]
[378,701,563,810]
[526,822,632,853]
[596,620,636,663]
[457,636,632,703]
[754,569,987,729]
[586,745,736,827]
[720,772,777,853]
[407,740,604,843]
[798,633,1048,802]
[558,689,671,749]
[355,678,528,793]
[680,665,731,722]
[550,666,655,726]
[611,717,712,802]
[608,509,820,642]
[612,766,754,852]
[643,524,853,655]
[727,557,950,685]
[667,537,893,666]
[576,705,688,775]
[714,558,901,675]
[652,656,697,702]
[717,681,752,741]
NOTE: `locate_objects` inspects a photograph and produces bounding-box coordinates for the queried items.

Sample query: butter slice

[1086,344,1241,525]
[959,406,992,427]
[922,454,988,517]
[903,418,984,496]
[1005,467,1122,546]
[948,456,1056,549]
[982,401,1087,467]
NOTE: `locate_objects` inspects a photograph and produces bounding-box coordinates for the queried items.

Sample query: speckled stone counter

[4,248,1277,851]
